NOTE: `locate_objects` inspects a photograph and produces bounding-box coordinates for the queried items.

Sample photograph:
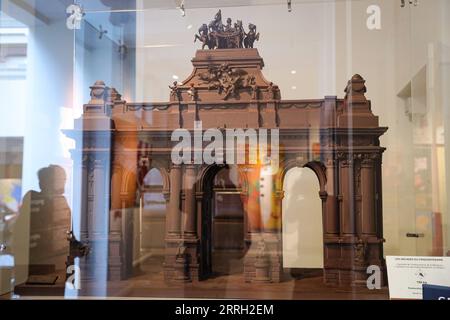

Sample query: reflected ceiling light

[291,70,297,75]
[84,9,145,13]
[287,0,292,12]
[4,214,16,222]
[187,24,193,30]
[291,86,297,90]
[0,28,29,35]
[143,44,181,48]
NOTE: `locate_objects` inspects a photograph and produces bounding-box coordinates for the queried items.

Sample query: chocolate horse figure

[244,23,260,49]
[194,10,260,50]
[194,24,215,50]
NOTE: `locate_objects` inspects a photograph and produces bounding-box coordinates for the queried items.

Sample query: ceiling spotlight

[98,25,108,39]
[172,75,179,80]
[291,70,297,75]
[287,0,292,12]
[401,0,418,7]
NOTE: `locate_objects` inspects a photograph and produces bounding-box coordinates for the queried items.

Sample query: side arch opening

[282,166,324,279]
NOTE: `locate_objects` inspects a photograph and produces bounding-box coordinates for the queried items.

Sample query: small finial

[344,74,367,103]
[89,80,107,104]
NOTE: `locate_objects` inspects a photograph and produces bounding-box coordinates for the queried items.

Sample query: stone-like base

[244,232,283,283]
[164,237,200,283]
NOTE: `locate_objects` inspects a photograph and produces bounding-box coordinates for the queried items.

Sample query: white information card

[386,256,450,300]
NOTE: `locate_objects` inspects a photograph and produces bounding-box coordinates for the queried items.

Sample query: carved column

[266,189,283,283]
[108,162,123,281]
[325,158,339,235]
[65,81,115,296]
[183,164,197,237]
[360,155,376,236]
[164,164,182,281]
[167,165,182,238]
[339,154,356,236]
[181,164,200,282]
[78,151,112,295]
[104,89,129,282]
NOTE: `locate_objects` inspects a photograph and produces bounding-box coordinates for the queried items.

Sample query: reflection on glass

[0,0,449,301]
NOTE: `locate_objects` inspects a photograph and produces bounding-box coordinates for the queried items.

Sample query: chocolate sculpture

[65,10,388,288]
[194,10,259,49]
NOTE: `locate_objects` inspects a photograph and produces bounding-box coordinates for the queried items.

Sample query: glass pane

[1,0,450,302]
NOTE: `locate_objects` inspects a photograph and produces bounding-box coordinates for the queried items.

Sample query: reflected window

[141,168,165,215]
[140,168,166,252]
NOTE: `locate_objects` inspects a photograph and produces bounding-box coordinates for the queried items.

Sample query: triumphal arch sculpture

[66,11,388,287]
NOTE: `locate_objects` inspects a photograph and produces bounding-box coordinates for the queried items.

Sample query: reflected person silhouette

[20,165,88,285]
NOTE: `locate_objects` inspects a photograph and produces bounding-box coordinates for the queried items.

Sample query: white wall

[0,79,27,137]
[391,0,450,255]
[23,18,74,194]
[135,2,336,101]
[283,168,323,268]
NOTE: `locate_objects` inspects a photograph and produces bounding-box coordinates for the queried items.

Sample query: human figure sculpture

[194,24,215,50]
[354,238,367,265]
[194,11,260,50]
[225,18,234,32]
[246,75,259,99]
[208,9,224,33]
[267,82,279,100]
[169,81,181,100]
[234,20,245,48]
[244,23,260,48]
[187,83,197,101]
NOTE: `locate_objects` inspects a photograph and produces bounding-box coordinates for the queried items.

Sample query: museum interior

[0,0,450,300]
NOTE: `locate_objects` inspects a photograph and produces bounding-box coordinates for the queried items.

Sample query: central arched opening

[202,165,245,278]
[282,166,324,279]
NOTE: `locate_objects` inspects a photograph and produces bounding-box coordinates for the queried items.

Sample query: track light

[401,0,418,7]
[98,25,108,39]
[287,0,292,12]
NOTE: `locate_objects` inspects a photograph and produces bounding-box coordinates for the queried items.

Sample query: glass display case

[0,0,449,301]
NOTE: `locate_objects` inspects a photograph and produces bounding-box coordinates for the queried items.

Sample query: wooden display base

[14,272,66,297]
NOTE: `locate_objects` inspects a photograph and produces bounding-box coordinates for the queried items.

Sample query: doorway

[282,167,324,279]
[202,165,245,278]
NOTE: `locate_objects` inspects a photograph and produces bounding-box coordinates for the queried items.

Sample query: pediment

[169,49,280,103]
